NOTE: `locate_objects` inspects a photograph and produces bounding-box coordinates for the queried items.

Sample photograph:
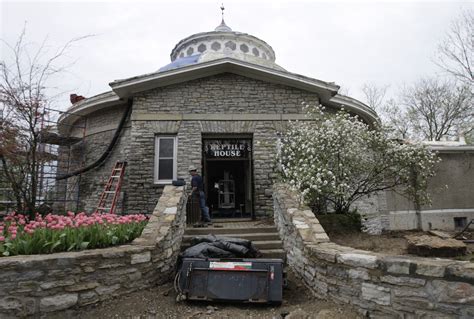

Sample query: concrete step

[260,249,286,259]
[183,233,281,243]
[181,239,283,251]
[184,226,278,235]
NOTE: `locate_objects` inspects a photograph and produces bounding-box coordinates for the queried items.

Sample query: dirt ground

[330,230,474,261]
[54,271,361,319]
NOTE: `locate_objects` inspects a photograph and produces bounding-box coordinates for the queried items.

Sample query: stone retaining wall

[273,183,474,318]
[0,185,186,317]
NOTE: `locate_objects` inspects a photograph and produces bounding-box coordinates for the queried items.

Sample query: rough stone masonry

[0,186,187,317]
[273,183,474,318]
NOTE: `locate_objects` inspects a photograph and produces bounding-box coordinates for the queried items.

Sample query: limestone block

[16,270,44,281]
[429,280,474,304]
[78,291,99,306]
[446,262,474,281]
[128,271,142,281]
[415,260,450,277]
[311,223,326,233]
[380,275,426,287]
[40,279,75,290]
[382,256,412,275]
[392,287,429,298]
[392,298,435,314]
[406,235,467,257]
[298,228,313,242]
[40,293,78,312]
[95,284,121,296]
[164,207,177,215]
[164,214,175,222]
[313,280,329,295]
[65,282,100,292]
[337,253,378,269]
[314,233,329,241]
[327,266,347,279]
[309,244,338,263]
[361,283,391,305]
[15,281,39,293]
[101,248,126,259]
[0,297,22,311]
[293,219,309,229]
[348,268,369,280]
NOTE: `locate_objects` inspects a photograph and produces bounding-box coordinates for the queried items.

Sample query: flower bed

[0,212,148,256]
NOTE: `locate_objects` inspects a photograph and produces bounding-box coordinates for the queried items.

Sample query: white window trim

[154,136,178,184]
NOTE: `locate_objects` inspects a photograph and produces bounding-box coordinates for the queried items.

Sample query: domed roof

[159,18,284,72]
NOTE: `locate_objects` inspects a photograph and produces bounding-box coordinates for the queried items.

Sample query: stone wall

[127,73,321,215]
[57,105,131,213]
[273,183,474,318]
[0,185,186,317]
[133,73,317,114]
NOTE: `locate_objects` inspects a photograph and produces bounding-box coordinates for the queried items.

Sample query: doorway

[203,137,253,219]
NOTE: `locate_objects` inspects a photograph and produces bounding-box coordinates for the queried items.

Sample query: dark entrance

[203,137,253,219]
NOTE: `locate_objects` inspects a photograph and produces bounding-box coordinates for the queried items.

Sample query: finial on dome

[215,3,232,32]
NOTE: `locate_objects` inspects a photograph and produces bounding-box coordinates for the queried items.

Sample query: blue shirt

[191,175,204,192]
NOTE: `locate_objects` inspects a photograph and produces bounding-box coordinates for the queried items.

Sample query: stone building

[57,17,473,229]
[57,18,377,217]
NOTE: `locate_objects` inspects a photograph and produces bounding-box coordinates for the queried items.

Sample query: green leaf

[79,242,89,250]
[51,240,62,251]
[2,251,10,257]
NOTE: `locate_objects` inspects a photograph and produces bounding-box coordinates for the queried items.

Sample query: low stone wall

[0,185,187,317]
[273,183,474,318]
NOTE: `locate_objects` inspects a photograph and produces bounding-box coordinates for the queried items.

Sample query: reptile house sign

[203,139,252,158]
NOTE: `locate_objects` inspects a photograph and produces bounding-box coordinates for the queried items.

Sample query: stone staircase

[181,219,285,259]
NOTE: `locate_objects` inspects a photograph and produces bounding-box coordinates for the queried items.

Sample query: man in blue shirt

[189,166,212,224]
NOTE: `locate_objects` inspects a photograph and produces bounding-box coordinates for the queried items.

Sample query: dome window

[252,47,260,57]
[240,44,249,53]
[225,41,236,50]
[186,47,194,56]
[198,43,207,53]
[211,42,221,51]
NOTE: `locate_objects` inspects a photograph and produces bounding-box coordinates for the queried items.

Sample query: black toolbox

[177,258,284,304]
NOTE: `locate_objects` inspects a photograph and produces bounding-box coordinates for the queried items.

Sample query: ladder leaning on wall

[95,161,126,214]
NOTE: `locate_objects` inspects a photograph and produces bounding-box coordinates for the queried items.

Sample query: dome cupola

[160,7,284,72]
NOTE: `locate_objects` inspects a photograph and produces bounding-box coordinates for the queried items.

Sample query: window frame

[154,135,178,184]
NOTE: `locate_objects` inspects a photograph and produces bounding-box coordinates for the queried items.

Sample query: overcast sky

[1,0,472,110]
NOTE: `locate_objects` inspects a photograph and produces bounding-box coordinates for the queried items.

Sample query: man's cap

[188,165,197,172]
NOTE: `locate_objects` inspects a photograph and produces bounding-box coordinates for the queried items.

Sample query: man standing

[189,166,212,224]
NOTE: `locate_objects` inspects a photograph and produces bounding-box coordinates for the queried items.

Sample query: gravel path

[53,271,361,319]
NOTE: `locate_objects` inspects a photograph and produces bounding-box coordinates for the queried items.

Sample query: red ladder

[95,161,126,214]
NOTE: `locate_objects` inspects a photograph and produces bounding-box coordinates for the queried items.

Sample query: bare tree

[400,77,472,141]
[378,98,414,140]
[0,27,88,217]
[436,8,473,84]
[361,83,389,112]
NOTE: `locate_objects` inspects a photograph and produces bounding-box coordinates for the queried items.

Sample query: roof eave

[328,94,380,126]
[57,91,125,134]
[109,58,340,102]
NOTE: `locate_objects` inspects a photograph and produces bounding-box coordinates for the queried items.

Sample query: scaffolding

[0,107,87,213]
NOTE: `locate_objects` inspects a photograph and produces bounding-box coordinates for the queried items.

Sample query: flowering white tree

[278,105,439,215]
